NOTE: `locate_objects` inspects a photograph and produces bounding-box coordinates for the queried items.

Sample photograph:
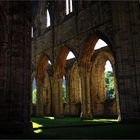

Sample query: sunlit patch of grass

[32,122,43,128]
[44,116,55,120]
[34,129,42,134]
[83,119,119,123]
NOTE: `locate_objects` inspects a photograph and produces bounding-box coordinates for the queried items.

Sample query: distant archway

[79,33,119,119]
[35,55,52,116]
[53,46,80,117]
[90,47,119,118]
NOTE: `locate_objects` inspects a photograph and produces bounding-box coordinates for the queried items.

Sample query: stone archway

[65,61,81,117]
[90,47,120,118]
[70,61,81,116]
[79,34,99,119]
[79,33,119,120]
[52,46,79,117]
[36,55,51,116]
[52,47,69,117]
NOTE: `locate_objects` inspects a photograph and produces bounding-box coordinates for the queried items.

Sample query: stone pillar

[0,1,32,133]
[80,66,93,119]
[97,67,106,116]
[66,72,79,117]
[90,64,104,117]
[112,1,140,122]
[36,80,44,116]
[44,73,52,116]
[52,77,64,117]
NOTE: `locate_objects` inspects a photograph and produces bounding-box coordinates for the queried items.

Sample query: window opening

[94,39,107,50]
[62,76,67,103]
[66,51,75,60]
[32,78,37,104]
[104,61,115,99]
[66,0,73,15]
[46,9,50,27]
[48,60,52,65]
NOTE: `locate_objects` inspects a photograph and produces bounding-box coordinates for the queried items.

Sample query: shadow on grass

[31,117,140,139]
[0,117,140,139]
[32,116,118,129]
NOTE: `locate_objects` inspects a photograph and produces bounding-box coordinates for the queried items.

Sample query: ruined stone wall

[32,1,112,65]
[32,1,140,121]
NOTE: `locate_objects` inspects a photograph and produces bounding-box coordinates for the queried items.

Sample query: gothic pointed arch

[90,47,120,118]
[35,54,52,116]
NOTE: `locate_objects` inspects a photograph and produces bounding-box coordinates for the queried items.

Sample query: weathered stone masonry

[0,0,139,134]
[0,1,32,133]
[32,1,140,121]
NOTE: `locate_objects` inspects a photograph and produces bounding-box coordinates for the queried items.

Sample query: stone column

[0,1,32,133]
[44,73,52,116]
[68,73,77,116]
[80,66,93,119]
[36,80,44,116]
[52,77,64,117]
[112,1,140,122]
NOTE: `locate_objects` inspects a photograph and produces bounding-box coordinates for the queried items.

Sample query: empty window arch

[66,51,75,60]
[62,76,67,103]
[105,60,113,72]
[66,0,73,15]
[94,39,108,50]
[46,9,50,27]
[104,60,115,100]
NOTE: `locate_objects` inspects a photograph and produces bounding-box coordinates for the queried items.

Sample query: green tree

[32,89,37,104]
[105,71,115,99]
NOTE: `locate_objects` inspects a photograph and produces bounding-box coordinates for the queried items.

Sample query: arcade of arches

[0,0,140,134]
[33,42,119,119]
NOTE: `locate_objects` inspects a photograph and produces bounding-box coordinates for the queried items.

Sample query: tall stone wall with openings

[32,1,140,121]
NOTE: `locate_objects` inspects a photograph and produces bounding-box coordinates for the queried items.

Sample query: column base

[0,121,33,134]
[80,112,93,120]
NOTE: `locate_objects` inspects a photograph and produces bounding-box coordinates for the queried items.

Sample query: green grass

[32,116,118,128]
[30,117,140,139]
[32,124,140,139]
[0,117,140,139]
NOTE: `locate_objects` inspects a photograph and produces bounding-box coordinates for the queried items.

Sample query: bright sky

[46,9,50,27]
[105,61,113,72]
[66,51,75,60]
[94,39,108,50]
[48,60,51,65]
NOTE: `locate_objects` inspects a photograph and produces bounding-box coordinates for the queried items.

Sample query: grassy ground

[31,117,140,139]
[32,116,118,128]
[1,117,140,139]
